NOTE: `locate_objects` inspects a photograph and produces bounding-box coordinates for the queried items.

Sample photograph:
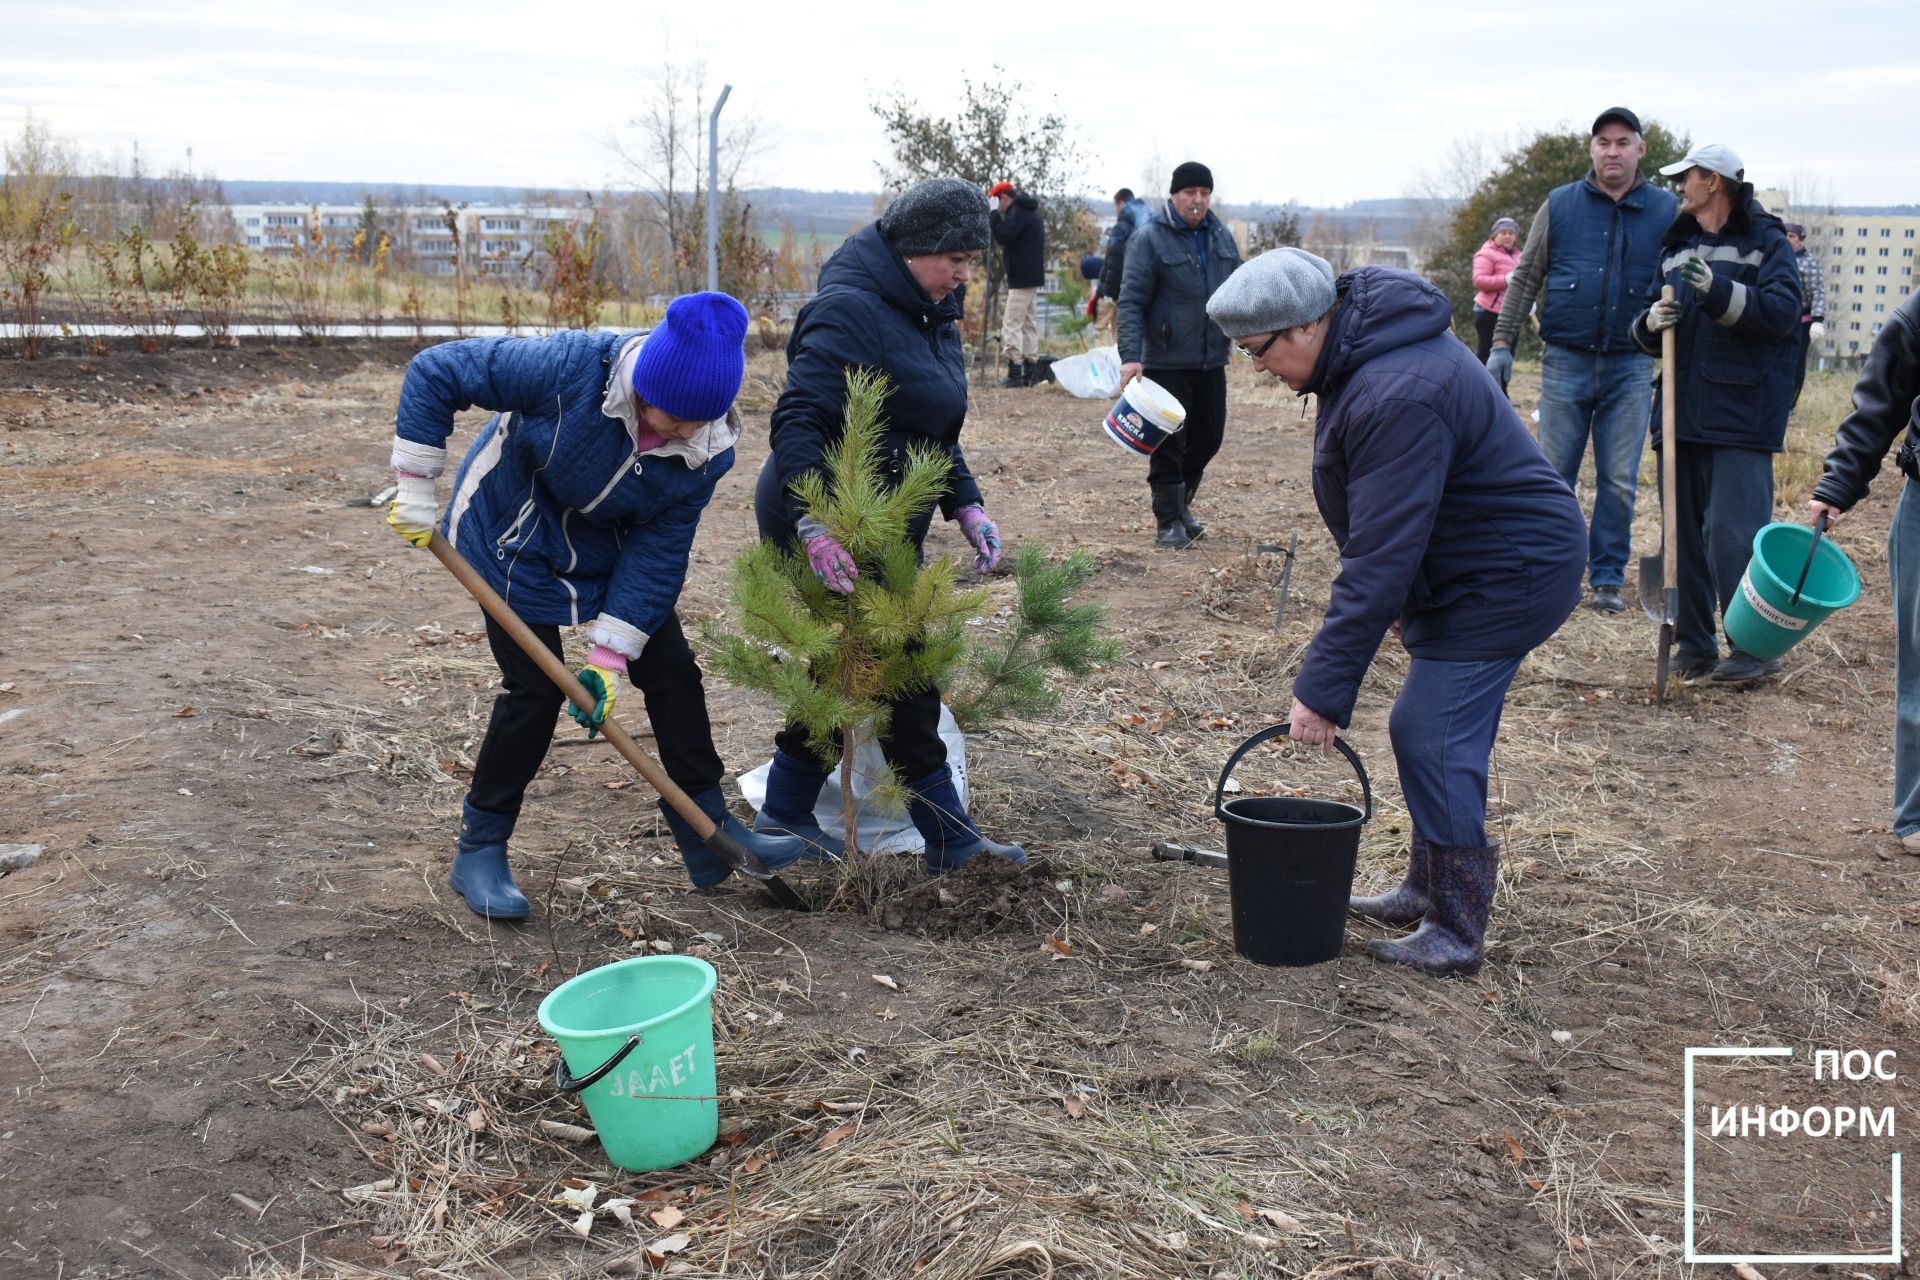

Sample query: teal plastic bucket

[1723,522,1862,661]
[537,955,718,1172]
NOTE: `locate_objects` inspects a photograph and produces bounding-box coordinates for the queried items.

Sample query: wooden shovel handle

[1660,285,1678,589]
[425,533,716,841]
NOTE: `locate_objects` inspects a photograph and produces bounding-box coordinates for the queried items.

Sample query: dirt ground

[2,337,1916,1279]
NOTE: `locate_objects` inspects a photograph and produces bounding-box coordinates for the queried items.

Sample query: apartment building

[1797,211,1920,363]
[227,202,588,280]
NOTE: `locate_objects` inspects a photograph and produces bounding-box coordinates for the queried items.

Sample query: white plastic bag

[737,706,967,855]
[1049,344,1123,400]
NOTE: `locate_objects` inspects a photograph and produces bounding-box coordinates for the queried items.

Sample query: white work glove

[1503,271,1517,289]
[386,474,437,548]
[1645,299,1682,334]
[1680,257,1714,298]
[1810,321,1826,340]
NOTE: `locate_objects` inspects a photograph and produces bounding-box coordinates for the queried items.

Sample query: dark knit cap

[1170,161,1214,193]
[632,291,750,422]
[878,178,991,256]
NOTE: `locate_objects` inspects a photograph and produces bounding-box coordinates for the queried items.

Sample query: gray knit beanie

[878,177,991,256]
[1206,247,1338,336]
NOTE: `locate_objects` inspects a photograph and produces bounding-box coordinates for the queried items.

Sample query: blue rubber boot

[906,765,1026,873]
[662,788,821,889]
[1349,834,1433,926]
[1366,841,1499,977]
[750,748,847,858]
[449,801,531,920]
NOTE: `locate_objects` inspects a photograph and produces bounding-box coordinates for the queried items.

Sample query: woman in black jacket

[1810,292,1920,854]
[751,177,1025,873]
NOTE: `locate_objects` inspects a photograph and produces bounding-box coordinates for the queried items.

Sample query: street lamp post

[706,85,732,294]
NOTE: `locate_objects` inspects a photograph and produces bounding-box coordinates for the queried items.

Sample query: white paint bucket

[1102,376,1187,456]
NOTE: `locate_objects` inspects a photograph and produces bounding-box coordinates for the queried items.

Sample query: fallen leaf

[420,1052,448,1076]
[0,682,14,692]
[1139,923,1158,937]
[1062,1096,1086,1119]
[1731,1265,1765,1280]
[539,1119,596,1143]
[1232,1200,1255,1221]
[649,1205,686,1230]
[871,973,900,992]
[1043,935,1073,957]
[1567,1234,1587,1252]
[742,1152,772,1174]
[1255,1206,1303,1232]
[359,1120,394,1137]
[644,1232,692,1264]
[817,1100,866,1114]
[1162,1230,1188,1248]
[605,780,630,790]
[1502,1134,1525,1166]
[343,1178,396,1202]
[1551,1029,1574,1045]
[1150,660,1173,670]
[819,1123,855,1148]
[1179,958,1213,972]
[174,706,198,717]
[466,1106,488,1133]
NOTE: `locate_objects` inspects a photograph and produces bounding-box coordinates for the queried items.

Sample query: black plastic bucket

[1213,724,1372,967]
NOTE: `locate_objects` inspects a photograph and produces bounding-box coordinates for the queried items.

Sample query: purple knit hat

[632,292,750,422]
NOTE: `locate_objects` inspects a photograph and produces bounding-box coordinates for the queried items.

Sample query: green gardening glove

[569,663,620,739]
[1680,256,1715,298]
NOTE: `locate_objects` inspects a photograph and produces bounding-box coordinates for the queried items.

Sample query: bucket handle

[553,1033,643,1094]
[1788,509,1831,607]
[1214,723,1372,823]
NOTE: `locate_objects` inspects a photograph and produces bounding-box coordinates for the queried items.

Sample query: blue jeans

[1388,655,1526,850]
[1537,345,1654,589]
[1891,484,1920,839]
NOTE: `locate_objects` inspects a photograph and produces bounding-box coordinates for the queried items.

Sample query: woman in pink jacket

[1471,217,1522,370]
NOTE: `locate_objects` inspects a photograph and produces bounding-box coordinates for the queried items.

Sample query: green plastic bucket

[537,955,718,1172]
[1723,521,1862,661]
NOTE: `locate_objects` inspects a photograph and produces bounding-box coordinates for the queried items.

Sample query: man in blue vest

[1489,107,1679,615]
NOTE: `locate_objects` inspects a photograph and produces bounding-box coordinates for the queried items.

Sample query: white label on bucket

[604,1043,699,1097]
[1740,574,1809,631]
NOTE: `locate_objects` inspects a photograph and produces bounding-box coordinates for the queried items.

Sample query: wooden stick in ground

[424,533,713,839]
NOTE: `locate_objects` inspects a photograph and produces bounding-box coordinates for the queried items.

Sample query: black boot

[1349,834,1432,925]
[1176,480,1206,540]
[1000,361,1025,388]
[1366,841,1499,977]
[1151,483,1193,549]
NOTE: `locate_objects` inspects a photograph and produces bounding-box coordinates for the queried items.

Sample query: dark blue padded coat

[390,329,737,652]
[1294,268,1586,727]
[765,222,984,547]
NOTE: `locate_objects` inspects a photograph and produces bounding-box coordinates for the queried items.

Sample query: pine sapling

[708,368,988,862]
[948,543,1120,730]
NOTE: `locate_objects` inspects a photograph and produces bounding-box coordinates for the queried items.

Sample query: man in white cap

[1631,143,1803,684]
[1490,108,1678,616]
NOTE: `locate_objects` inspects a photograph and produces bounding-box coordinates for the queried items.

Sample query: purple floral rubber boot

[1348,834,1432,926]
[1366,841,1500,977]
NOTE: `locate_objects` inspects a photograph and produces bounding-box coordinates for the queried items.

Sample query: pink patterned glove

[957,506,1003,574]
[805,532,859,595]
[585,644,630,675]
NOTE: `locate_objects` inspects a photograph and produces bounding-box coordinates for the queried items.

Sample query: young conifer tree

[948,543,1121,730]
[708,368,988,860]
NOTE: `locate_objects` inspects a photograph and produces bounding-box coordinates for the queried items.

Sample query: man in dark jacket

[1809,291,1920,853]
[1490,108,1678,615]
[1209,249,1585,977]
[1632,143,1802,684]
[989,181,1045,387]
[1118,161,1243,548]
[1094,188,1150,338]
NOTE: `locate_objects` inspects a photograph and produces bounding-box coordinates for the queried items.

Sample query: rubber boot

[1176,480,1206,540]
[751,747,847,858]
[1349,834,1432,925]
[1366,841,1499,977]
[1151,483,1193,549]
[449,800,530,920]
[906,764,1027,873]
[1000,361,1025,389]
[660,787,820,889]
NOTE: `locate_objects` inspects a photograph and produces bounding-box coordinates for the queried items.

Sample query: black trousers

[1472,305,1499,362]
[753,454,950,782]
[1142,365,1227,489]
[465,609,724,818]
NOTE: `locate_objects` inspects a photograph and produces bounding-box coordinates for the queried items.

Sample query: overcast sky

[5,1,1918,208]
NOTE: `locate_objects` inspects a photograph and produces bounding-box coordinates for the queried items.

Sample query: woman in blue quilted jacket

[384,293,816,919]
[751,177,1026,873]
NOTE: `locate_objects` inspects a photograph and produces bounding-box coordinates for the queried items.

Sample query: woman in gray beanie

[1208,248,1584,976]
[751,177,1027,873]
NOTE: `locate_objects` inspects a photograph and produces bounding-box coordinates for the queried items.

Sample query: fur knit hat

[879,178,992,256]
[632,291,750,423]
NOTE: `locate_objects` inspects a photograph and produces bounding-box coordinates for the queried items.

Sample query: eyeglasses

[1238,330,1285,360]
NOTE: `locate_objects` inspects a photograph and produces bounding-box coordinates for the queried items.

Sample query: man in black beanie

[1118,162,1243,548]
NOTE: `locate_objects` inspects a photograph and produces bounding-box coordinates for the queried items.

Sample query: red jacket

[1472,239,1521,313]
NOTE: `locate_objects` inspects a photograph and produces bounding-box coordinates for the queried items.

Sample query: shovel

[426,533,809,911]
[1639,286,1677,623]
[1649,286,1680,702]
